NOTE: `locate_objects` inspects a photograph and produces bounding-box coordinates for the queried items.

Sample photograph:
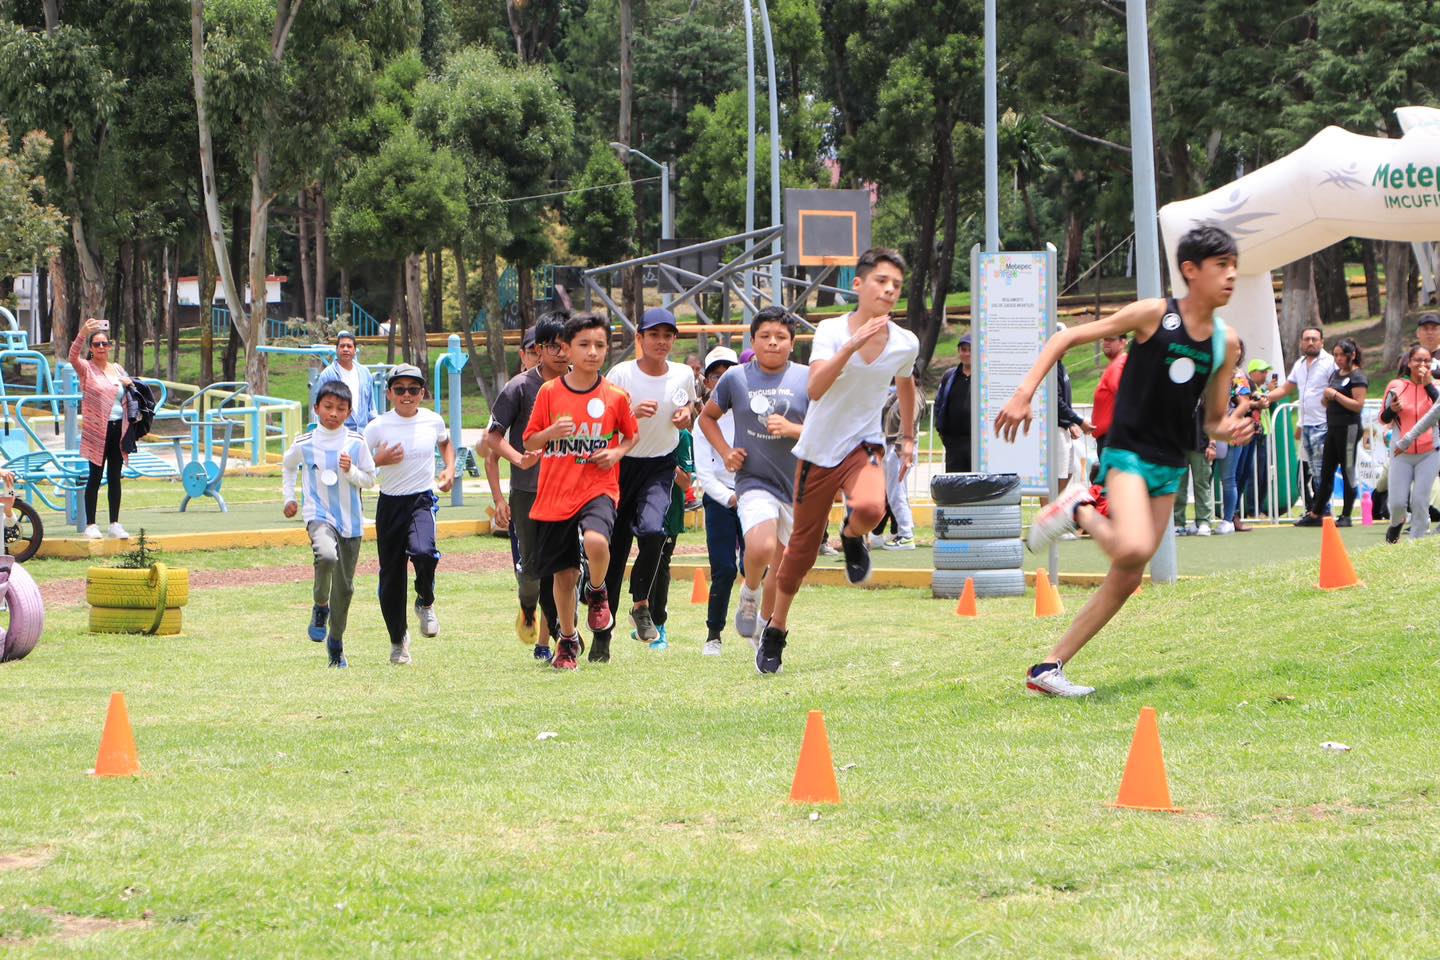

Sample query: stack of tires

[87,564,190,636]
[930,473,1026,599]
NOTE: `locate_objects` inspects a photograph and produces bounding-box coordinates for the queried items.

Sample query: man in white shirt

[599,308,697,657]
[364,364,457,665]
[1264,325,1336,524]
[755,248,920,675]
[693,346,742,656]
[312,331,377,429]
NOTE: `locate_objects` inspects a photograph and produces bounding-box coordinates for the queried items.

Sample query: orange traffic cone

[1318,516,1361,590]
[690,568,710,604]
[954,577,978,617]
[789,710,841,804]
[1110,706,1180,812]
[93,692,141,777]
[1034,571,1064,618]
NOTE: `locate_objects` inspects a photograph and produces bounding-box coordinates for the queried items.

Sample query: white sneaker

[83,524,102,540]
[107,522,130,540]
[1027,483,1094,553]
[1214,520,1235,535]
[1195,522,1212,537]
[883,534,916,550]
[415,601,439,637]
[734,585,759,638]
[390,632,412,665]
[818,541,839,557]
[702,638,723,656]
[867,532,886,548]
[1025,663,1095,698]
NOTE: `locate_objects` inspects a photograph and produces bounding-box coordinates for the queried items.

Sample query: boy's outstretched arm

[994,298,1167,442]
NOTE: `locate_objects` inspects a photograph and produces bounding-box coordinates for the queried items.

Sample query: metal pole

[756,0,784,308]
[448,334,463,507]
[1126,0,1176,584]
[983,0,999,252]
[742,0,757,332]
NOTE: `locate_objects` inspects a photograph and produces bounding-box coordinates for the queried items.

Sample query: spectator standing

[1264,326,1336,524]
[312,331,377,430]
[1172,402,1216,536]
[1306,338,1367,526]
[873,380,925,549]
[1381,344,1438,542]
[1091,334,1128,460]
[934,334,972,472]
[71,318,134,540]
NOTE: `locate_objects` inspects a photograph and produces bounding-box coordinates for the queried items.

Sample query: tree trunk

[36,263,51,343]
[245,147,273,393]
[918,109,959,379]
[339,266,350,322]
[1061,208,1083,288]
[312,184,328,322]
[48,253,67,348]
[428,249,444,334]
[199,220,216,387]
[1312,242,1350,328]
[1381,241,1414,374]
[618,0,633,151]
[117,241,137,372]
[387,260,403,364]
[454,246,491,399]
[1360,240,1382,318]
[480,242,508,398]
[406,252,429,372]
[1279,257,1319,372]
[517,262,535,331]
[165,244,180,381]
[297,189,314,324]
[905,151,943,377]
[144,246,161,378]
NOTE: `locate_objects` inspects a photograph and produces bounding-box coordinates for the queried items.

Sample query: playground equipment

[0,555,43,662]
[431,334,474,502]
[174,382,246,512]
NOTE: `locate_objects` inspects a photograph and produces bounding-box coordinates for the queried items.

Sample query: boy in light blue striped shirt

[283,382,376,667]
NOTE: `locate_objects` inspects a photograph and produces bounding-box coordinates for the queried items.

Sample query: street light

[609,142,672,244]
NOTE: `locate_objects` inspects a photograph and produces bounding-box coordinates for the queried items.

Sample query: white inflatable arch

[1159,106,1440,371]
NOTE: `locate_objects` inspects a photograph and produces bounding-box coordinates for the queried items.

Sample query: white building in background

[176,275,287,308]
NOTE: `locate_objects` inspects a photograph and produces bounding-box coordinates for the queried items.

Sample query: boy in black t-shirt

[995,226,1254,698]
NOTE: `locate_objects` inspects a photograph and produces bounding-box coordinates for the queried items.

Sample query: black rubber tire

[4,499,42,564]
[930,473,1021,506]
[933,538,1024,571]
[931,568,1027,599]
[935,504,1023,540]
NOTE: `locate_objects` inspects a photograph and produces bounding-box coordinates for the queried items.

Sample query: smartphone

[98,319,110,332]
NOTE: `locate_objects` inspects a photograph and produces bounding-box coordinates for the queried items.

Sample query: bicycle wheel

[4,499,43,563]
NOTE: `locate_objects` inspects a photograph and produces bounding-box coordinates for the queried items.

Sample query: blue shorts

[1099,447,1186,498]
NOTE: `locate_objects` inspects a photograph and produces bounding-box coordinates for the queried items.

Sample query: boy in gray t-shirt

[699,307,809,646]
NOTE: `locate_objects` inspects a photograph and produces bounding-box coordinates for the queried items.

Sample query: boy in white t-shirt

[283,380,376,668]
[756,249,920,674]
[363,365,457,665]
[597,307,697,659]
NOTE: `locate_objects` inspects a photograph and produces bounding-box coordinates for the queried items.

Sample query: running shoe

[1214,520,1235,535]
[840,533,872,585]
[702,631,723,657]
[1195,523,1211,537]
[630,604,659,642]
[553,635,581,670]
[1386,523,1402,544]
[1025,662,1094,698]
[415,601,440,637]
[390,632,412,665]
[734,585,760,638]
[1335,516,1352,528]
[1027,482,1095,553]
[585,583,614,632]
[587,633,610,663]
[516,608,539,646]
[308,604,329,642]
[1174,525,1193,537]
[328,656,348,669]
[326,636,344,664]
[1293,514,1322,527]
[867,532,886,548]
[818,541,840,557]
[883,534,916,551]
[755,625,787,675]
[533,643,553,662]
[648,624,669,652]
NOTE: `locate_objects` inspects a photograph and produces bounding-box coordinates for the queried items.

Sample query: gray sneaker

[415,601,439,637]
[630,604,658,642]
[702,636,723,657]
[734,585,759,638]
[390,632,412,665]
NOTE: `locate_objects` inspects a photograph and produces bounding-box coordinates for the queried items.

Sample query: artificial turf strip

[1,537,1438,956]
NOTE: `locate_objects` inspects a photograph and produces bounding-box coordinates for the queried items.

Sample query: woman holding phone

[71,317,133,540]
[1379,343,1438,543]
[1309,338,1367,526]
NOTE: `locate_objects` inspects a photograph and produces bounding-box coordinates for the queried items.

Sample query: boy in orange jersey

[523,312,641,670]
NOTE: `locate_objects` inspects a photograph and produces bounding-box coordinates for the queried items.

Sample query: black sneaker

[1386,523,1402,544]
[755,625,787,675]
[630,604,658,642]
[1335,516,1352,528]
[1293,514,1322,528]
[839,533,872,585]
[587,632,611,663]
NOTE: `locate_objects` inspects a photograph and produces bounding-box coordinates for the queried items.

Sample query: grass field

[1,525,1438,956]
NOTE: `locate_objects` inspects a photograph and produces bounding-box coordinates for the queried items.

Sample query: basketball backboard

[783,188,872,266]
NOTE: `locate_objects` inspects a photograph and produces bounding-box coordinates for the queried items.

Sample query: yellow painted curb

[38,518,494,559]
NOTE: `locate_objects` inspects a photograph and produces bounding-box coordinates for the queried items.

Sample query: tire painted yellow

[85,567,190,609]
[87,606,184,636]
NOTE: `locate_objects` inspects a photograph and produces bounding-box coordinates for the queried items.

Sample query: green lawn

[2,529,1439,955]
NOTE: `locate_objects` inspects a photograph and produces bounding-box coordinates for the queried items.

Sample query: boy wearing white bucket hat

[283,380,376,667]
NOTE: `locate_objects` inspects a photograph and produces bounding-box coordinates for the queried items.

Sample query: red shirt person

[1091,333,1128,454]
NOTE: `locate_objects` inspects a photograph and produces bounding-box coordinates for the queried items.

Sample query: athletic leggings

[1314,423,1359,519]
[84,419,124,526]
[776,444,887,596]
[1388,450,1439,539]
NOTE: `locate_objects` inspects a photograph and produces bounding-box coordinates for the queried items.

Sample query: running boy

[364,365,457,665]
[523,312,641,670]
[485,312,569,662]
[635,425,694,651]
[699,306,809,650]
[283,381,375,668]
[756,250,920,674]
[601,308,697,657]
[995,225,1254,697]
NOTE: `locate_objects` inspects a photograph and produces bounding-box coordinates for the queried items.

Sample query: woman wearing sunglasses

[71,318,134,540]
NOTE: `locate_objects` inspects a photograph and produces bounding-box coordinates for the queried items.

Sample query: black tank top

[1105,298,1227,467]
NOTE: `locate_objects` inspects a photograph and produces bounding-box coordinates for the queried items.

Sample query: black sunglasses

[91,340,111,348]
[390,385,423,396]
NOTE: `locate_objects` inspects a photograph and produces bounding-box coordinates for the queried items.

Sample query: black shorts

[531,495,617,578]
[618,453,677,538]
